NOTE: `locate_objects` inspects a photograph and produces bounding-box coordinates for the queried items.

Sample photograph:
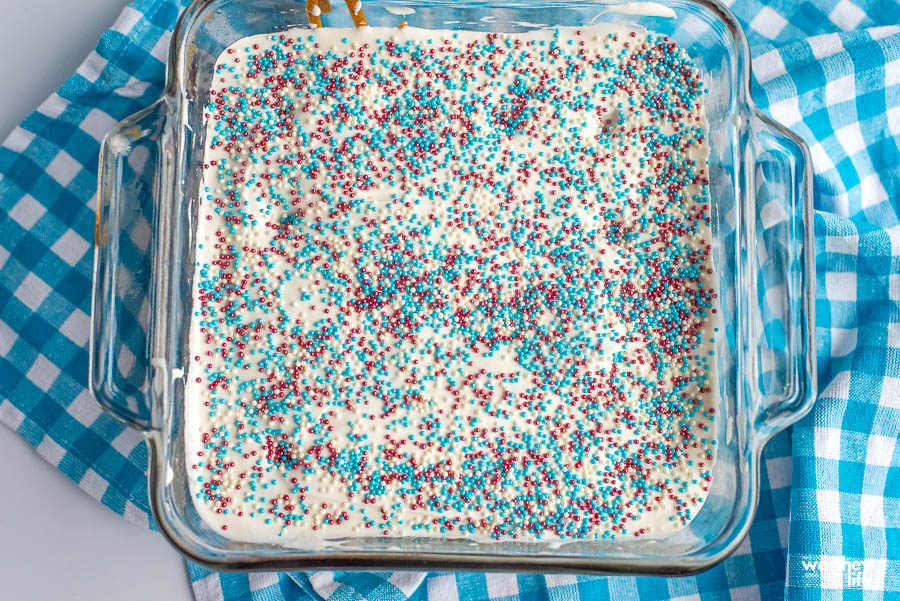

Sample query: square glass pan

[91,0,816,574]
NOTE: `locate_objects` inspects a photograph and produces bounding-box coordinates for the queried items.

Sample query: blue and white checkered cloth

[0,0,898,599]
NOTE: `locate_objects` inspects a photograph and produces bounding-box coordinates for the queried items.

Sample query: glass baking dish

[90,0,815,574]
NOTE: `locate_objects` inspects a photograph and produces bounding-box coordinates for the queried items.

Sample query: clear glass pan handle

[90,101,165,431]
[744,112,816,441]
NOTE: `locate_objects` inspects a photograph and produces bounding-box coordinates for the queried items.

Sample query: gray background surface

[0,2,193,599]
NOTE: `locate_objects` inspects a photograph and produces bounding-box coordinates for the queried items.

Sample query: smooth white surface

[0,430,194,601]
[0,0,129,140]
[0,2,194,600]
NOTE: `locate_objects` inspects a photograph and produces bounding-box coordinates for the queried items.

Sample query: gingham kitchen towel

[0,0,897,599]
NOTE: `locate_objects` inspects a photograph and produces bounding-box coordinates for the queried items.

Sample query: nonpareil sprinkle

[187,24,719,544]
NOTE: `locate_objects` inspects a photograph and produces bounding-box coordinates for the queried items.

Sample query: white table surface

[0,2,194,600]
